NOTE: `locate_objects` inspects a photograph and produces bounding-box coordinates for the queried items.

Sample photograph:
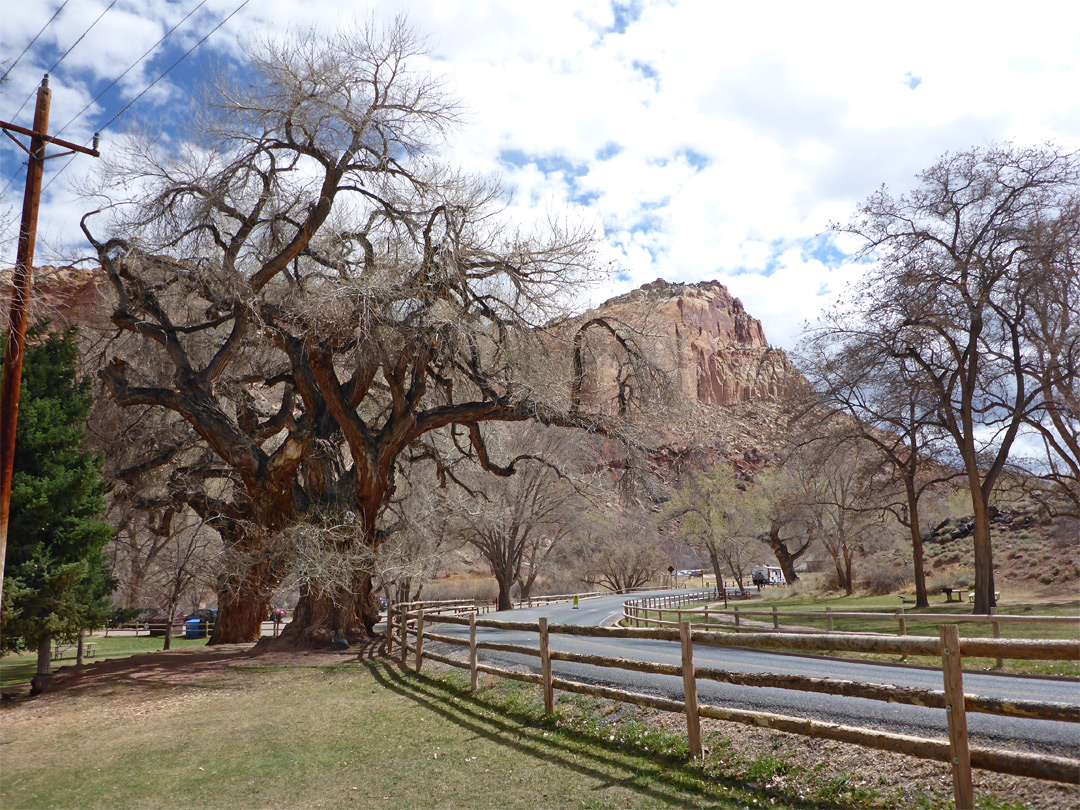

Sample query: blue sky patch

[677,149,710,171]
[607,2,644,35]
[803,233,849,268]
[632,59,659,81]
[596,142,622,160]
[905,71,923,89]
[498,149,588,178]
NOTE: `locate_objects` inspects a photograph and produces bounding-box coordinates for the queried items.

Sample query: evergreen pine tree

[1,325,114,685]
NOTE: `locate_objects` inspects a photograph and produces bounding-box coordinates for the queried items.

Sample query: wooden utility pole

[0,74,99,608]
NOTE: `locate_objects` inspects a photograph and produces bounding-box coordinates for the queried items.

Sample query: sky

[2,0,1079,351]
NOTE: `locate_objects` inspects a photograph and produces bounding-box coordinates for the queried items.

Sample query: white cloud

[3,0,1080,352]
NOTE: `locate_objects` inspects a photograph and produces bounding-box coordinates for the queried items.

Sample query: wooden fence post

[941,624,974,809]
[897,608,906,636]
[992,619,1002,669]
[384,605,392,655]
[826,607,833,633]
[399,606,409,666]
[733,606,740,632]
[540,617,554,714]
[680,620,702,759]
[772,605,779,630]
[415,609,425,673]
[469,612,478,692]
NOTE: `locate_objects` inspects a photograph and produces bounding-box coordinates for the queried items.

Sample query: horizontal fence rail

[621,595,1080,670]
[391,603,1080,810]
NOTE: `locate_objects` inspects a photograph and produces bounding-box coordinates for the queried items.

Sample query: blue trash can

[184,616,204,638]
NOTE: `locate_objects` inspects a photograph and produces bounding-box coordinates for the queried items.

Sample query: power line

[0,1,70,84]
[4,0,206,196]
[7,1,118,122]
[1,173,20,198]
[96,0,251,135]
[46,0,118,75]
[54,0,208,138]
[38,0,251,197]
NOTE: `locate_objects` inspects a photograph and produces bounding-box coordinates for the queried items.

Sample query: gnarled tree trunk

[211,587,269,644]
[765,521,809,585]
[273,577,377,648]
[495,574,514,611]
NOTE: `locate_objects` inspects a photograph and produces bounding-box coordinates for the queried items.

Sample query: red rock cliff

[578,278,796,410]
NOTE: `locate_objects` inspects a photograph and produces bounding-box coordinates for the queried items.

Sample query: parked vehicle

[376,596,388,611]
[267,606,287,621]
[137,609,184,637]
[184,608,218,638]
[751,565,785,588]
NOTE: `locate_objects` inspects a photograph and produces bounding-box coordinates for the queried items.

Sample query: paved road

[422,590,1080,759]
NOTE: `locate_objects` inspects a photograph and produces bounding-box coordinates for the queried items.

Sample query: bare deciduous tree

[753,468,813,585]
[835,144,1079,612]
[582,507,664,593]
[784,440,889,595]
[1014,199,1080,517]
[794,333,960,605]
[448,426,586,610]
[143,513,220,650]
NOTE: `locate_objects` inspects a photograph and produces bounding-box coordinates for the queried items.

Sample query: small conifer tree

[1,325,114,687]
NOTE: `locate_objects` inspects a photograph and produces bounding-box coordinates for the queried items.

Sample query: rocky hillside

[1,265,111,332]
[591,279,793,406]
[571,279,804,473]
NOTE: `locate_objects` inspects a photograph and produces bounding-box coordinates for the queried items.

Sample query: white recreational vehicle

[751,564,785,588]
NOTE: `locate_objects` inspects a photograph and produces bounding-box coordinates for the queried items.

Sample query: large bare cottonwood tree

[79,21,636,646]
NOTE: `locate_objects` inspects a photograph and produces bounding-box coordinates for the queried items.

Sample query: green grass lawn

[0,657,818,810]
[3,652,1068,809]
[0,634,212,688]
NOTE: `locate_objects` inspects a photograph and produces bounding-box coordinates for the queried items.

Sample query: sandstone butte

[579,278,796,408]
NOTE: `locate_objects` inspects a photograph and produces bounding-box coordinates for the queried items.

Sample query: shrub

[860,566,910,595]
[926,566,975,593]
[422,578,499,603]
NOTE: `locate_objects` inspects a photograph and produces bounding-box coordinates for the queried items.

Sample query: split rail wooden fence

[390,604,1079,810]
[622,598,1078,670]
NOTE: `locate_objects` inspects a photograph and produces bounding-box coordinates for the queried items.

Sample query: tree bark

[30,635,52,695]
[271,577,377,648]
[162,607,174,650]
[906,483,930,608]
[496,571,514,611]
[210,584,268,644]
[765,522,807,584]
[706,545,724,590]
[209,534,281,644]
[970,480,997,614]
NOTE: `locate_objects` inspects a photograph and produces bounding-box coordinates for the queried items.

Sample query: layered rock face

[1,266,111,332]
[579,278,796,411]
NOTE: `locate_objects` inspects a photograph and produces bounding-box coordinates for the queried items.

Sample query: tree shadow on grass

[365,658,829,810]
[1,643,364,704]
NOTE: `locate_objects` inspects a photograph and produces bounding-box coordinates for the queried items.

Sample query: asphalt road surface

[421,590,1080,759]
